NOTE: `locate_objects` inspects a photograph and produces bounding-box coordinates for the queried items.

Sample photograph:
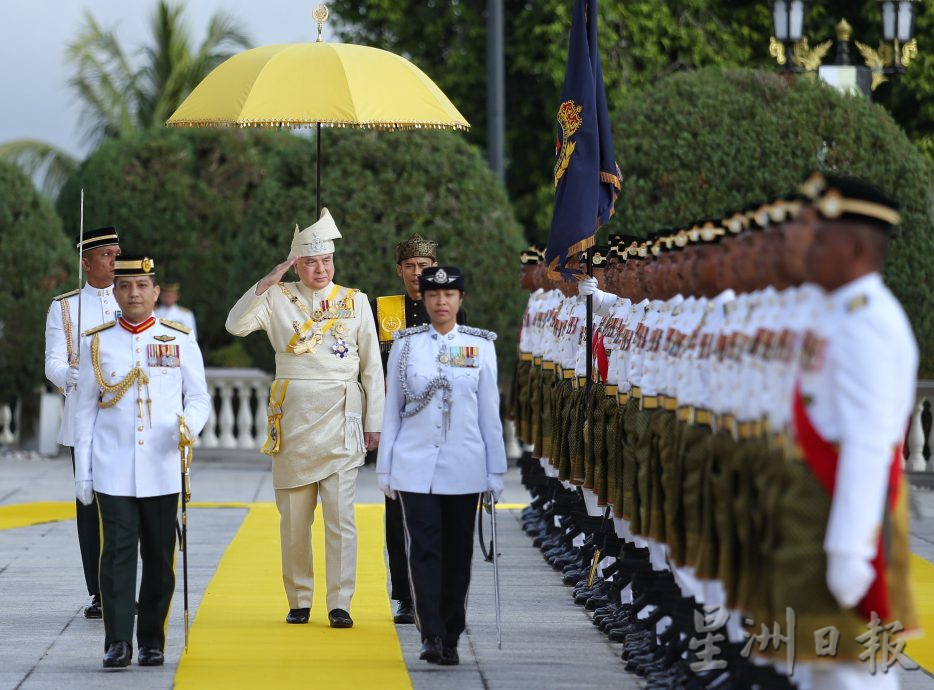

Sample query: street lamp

[768,0,920,93]
[771,1,808,70]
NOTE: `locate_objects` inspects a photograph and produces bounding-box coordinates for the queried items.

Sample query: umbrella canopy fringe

[165,119,469,131]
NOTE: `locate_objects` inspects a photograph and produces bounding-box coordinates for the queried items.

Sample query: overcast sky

[0,0,336,159]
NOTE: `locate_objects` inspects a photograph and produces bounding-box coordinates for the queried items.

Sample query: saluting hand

[256,257,298,295]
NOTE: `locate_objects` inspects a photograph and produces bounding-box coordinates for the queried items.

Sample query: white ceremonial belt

[274,353,355,380]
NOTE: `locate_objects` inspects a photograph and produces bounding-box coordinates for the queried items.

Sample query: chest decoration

[148,344,180,368]
[439,345,479,368]
[280,284,357,357]
[399,337,452,439]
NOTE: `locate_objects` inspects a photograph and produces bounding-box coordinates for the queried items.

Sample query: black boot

[393,600,415,624]
[102,641,131,669]
[419,636,443,662]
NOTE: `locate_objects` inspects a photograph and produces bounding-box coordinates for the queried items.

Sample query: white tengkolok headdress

[288,208,342,259]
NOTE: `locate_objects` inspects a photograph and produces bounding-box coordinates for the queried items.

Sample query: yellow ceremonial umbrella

[166,5,468,214]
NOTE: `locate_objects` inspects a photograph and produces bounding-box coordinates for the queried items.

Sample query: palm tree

[0,1,250,198]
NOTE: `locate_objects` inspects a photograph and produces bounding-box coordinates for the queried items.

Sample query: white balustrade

[216,381,236,448]
[200,386,219,448]
[202,368,272,454]
[237,380,257,449]
[906,381,934,474]
[0,402,15,445]
[254,383,269,451]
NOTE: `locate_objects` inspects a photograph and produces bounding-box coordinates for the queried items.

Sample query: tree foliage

[0,161,74,399]
[330,0,933,236]
[607,68,934,374]
[57,128,527,377]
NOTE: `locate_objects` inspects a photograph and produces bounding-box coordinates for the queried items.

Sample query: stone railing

[905,380,934,478]
[3,376,933,476]
[199,368,272,452]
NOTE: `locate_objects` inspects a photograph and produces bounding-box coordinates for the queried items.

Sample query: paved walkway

[1,452,933,689]
[0,453,640,689]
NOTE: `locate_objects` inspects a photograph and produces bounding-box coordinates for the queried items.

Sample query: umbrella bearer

[370,233,467,625]
[73,256,211,668]
[226,209,384,628]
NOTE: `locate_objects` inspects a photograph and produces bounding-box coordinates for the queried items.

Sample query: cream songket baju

[226,209,384,613]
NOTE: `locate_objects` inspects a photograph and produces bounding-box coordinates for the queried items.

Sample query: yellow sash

[262,379,291,455]
[285,285,357,353]
[375,295,406,344]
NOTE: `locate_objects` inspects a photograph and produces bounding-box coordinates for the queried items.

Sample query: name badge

[148,344,180,368]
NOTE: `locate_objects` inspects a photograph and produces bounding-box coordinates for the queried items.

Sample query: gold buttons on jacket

[138,426,144,432]
[138,440,144,445]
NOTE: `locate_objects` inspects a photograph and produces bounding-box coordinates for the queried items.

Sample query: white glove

[75,480,94,507]
[487,473,505,503]
[578,276,598,297]
[826,551,875,609]
[377,474,396,500]
[65,366,79,390]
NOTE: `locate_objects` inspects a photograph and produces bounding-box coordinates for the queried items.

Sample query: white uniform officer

[377,266,507,667]
[73,255,211,669]
[154,282,197,338]
[43,225,121,618]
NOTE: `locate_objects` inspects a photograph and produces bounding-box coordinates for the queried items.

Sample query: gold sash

[286,285,356,353]
[262,379,291,455]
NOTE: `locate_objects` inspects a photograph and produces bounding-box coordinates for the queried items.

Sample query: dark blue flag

[546,0,621,278]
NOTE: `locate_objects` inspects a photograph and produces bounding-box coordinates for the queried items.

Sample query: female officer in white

[377,266,507,666]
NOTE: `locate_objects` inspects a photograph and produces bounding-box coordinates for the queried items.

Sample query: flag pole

[585,250,593,396]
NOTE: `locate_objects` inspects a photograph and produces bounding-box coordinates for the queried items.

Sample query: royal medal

[331,339,350,358]
[438,353,450,365]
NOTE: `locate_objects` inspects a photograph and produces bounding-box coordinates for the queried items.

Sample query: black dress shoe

[393,600,415,624]
[138,647,164,666]
[328,608,353,628]
[286,608,310,624]
[102,641,131,668]
[419,636,443,662]
[438,647,460,666]
[84,595,102,619]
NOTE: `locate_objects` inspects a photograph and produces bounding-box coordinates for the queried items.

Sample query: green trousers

[97,492,178,651]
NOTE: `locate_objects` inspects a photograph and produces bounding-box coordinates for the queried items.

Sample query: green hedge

[607,68,934,374]
[0,161,75,399]
[58,128,527,377]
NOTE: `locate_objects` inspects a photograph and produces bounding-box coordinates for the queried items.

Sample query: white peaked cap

[288,207,342,259]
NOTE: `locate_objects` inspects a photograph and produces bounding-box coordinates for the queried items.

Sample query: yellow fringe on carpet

[0,501,75,530]
[174,503,411,689]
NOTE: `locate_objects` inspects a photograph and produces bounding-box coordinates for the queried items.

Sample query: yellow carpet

[0,501,75,530]
[909,554,934,671]
[173,503,411,689]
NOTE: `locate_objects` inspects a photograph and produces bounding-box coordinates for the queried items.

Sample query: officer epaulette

[53,289,80,301]
[83,321,115,336]
[459,326,498,341]
[393,324,429,340]
[160,318,192,334]
[847,295,869,313]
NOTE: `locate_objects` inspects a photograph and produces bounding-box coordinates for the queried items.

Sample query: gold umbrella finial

[836,18,853,42]
[313,4,329,42]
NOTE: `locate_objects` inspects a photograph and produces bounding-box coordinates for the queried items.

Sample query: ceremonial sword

[177,415,193,651]
[484,492,503,649]
[73,189,84,367]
